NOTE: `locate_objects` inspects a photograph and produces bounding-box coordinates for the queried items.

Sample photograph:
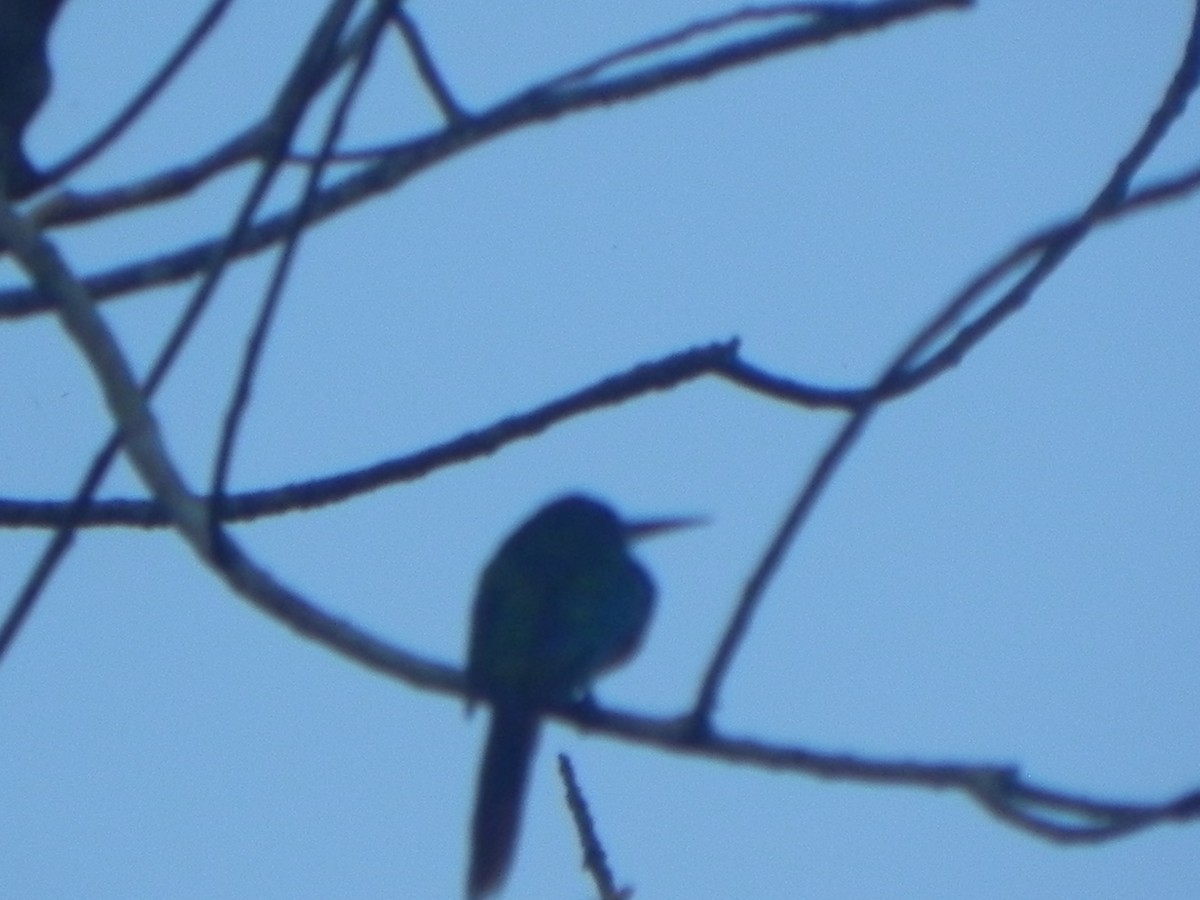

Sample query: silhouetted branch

[2,0,1194,864]
[689,0,1200,727]
[209,2,393,550]
[36,0,237,194]
[0,0,363,664]
[550,700,1200,846]
[389,1,465,122]
[0,0,968,318]
[0,340,833,530]
[558,753,629,900]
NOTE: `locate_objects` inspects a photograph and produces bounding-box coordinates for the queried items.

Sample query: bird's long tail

[467,704,541,899]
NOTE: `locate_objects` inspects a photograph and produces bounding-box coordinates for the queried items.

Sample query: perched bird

[0,0,67,199]
[465,494,699,899]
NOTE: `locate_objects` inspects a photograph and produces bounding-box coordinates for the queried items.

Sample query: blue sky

[2,1,1198,897]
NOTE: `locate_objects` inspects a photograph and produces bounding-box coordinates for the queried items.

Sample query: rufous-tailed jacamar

[465,494,699,898]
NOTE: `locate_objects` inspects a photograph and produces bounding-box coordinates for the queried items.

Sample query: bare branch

[0,0,970,317]
[688,2,1200,727]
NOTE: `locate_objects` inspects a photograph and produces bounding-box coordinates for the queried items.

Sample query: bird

[464,493,700,899]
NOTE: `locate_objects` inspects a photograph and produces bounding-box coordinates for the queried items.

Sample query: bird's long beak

[623,514,707,541]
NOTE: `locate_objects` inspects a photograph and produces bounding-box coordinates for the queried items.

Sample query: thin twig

[209,3,389,545]
[688,0,1200,727]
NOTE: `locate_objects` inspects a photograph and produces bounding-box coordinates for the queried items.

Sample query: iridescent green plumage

[465,494,694,898]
